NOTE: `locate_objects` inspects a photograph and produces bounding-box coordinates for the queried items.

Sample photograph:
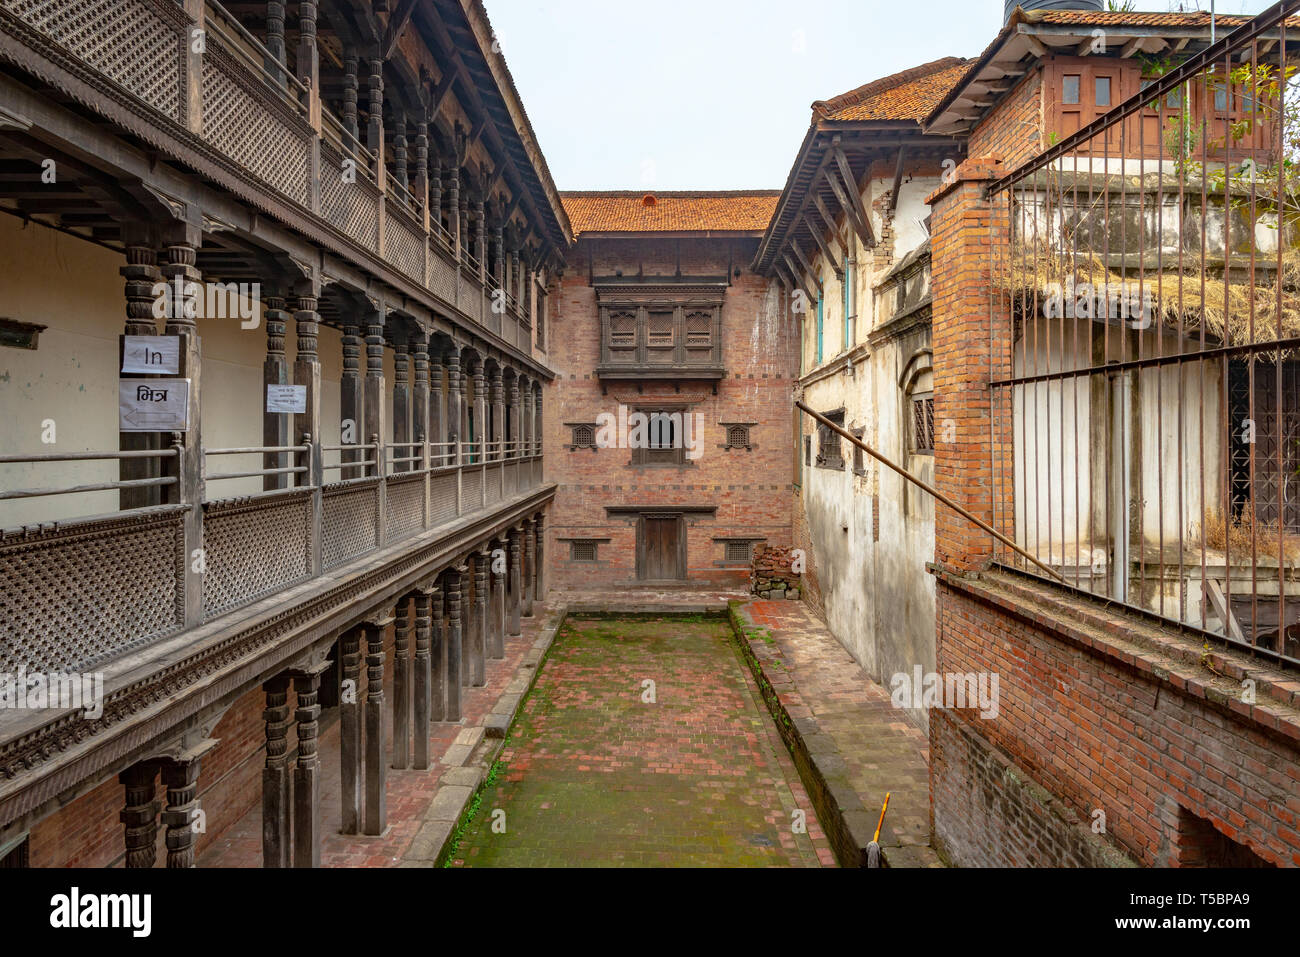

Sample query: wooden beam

[802,214,843,278]
[789,238,819,285]
[889,145,907,214]
[826,147,875,248]
[1022,35,1049,59]
[428,64,463,122]
[382,0,420,60]
[783,252,817,302]
[812,192,839,236]
[1119,36,1146,59]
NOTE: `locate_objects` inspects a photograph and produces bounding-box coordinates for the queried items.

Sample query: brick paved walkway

[450,614,833,867]
[740,600,943,867]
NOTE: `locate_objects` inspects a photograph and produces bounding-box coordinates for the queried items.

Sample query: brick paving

[741,600,943,866]
[451,614,832,867]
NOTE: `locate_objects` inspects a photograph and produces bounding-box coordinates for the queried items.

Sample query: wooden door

[638,514,683,580]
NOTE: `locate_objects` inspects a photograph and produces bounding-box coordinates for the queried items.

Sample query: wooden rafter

[382,0,420,60]
[802,214,842,278]
[889,145,907,214]
[828,144,875,248]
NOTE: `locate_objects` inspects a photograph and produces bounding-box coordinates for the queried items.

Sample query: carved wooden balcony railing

[0,0,536,353]
[0,440,546,678]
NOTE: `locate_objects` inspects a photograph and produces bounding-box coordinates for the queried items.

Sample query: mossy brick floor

[449,615,833,867]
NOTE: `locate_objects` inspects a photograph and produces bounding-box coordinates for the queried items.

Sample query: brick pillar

[261,673,292,868]
[362,614,392,835]
[291,667,324,868]
[119,762,159,869]
[928,157,1012,575]
[339,628,362,835]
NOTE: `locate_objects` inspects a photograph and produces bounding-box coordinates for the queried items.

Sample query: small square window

[725,425,751,449]
[1095,76,1111,107]
[1063,74,1080,105]
[724,541,752,563]
[570,540,598,562]
[570,424,597,449]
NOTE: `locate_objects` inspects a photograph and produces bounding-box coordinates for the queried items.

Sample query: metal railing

[986,1,1300,666]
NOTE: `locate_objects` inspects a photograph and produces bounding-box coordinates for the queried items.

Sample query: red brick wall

[933,576,1300,867]
[969,68,1045,169]
[545,235,797,588]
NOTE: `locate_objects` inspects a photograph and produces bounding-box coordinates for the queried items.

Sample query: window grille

[570,541,597,562]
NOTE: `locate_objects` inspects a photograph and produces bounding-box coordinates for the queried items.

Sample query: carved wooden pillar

[533,383,543,456]
[471,551,488,687]
[429,348,445,466]
[293,291,322,490]
[430,158,443,234]
[445,566,465,721]
[449,167,462,259]
[297,0,318,96]
[413,588,433,768]
[391,595,412,770]
[475,198,487,279]
[412,331,429,468]
[364,307,386,477]
[160,755,203,869]
[508,526,523,637]
[292,667,324,868]
[342,54,359,145]
[263,295,292,491]
[161,235,199,337]
[414,116,429,214]
[523,519,536,618]
[261,673,292,868]
[494,224,506,288]
[490,367,504,465]
[339,629,362,835]
[511,247,521,306]
[119,225,161,511]
[459,186,470,263]
[341,320,363,479]
[429,579,446,721]
[533,513,546,604]
[472,366,487,470]
[490,537,506,658]
[119,762,160,869]
[362,614,392,835]
[393,109,408,193]
[446,349,462,469]
[367,56,384,164]
[508,374,520,459]
[521,383,533,461]
[392,339,410,473]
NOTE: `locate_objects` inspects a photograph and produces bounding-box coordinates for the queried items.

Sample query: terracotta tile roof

[1035,10,1258,28]
[560,191,781,236]
[813,57,972,123]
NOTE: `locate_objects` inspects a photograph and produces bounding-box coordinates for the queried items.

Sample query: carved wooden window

[724,540,752,563]
[609,311,637,351]
[685,311,712,349]
[570,424,597,450]
[816,410,845,470]
[570,540,598,562]
[912,394,935,454]
[633,409,685,466]
[726,425,750,449]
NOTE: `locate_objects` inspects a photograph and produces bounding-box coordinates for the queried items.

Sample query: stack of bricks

[751,545,801,600]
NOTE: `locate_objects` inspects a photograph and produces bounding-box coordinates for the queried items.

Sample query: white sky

[485,0,1274,191]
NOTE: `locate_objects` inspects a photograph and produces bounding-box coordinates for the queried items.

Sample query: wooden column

[339,629,362,835]
[475,198,487,279]
[523,518,536,618]
[508,526,522,637]
[508,374,520,459]
[533,513,546,603]
[362,614,392,835]
[119,762,159,869]
[448,166,461,259]
[490,537,506,658]
[341,320,364,479]
[490,367,504,466]
[292,288,322,486]
[471,551,488,687]
[265,0,286,69]
[367,56,384,165]
[291,666,325,868]
[444,566,465,721]
[160,749,206,869]
[430,158,443,233]
[411,331,430,469]
[262,295,292,491]
[429,348,445,466]
[413,589,433,769]
[392,109,408,192]
[261,673,292,867]
[391,595,412,769]
[342,54,359,145]
[473,366,487,476]
[428,580,446,722]
[392,339,411,473]
[446,349,463,469]
[364,306,387,477]
[119,224,161,510]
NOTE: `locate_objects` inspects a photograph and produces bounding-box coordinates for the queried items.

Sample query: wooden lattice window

[685,311,712,348]
[726,425,750,449]
[633,409,686,466]
[912,394,935,454]
[816,411,845,470]
[570,424,597,449]
[724,540,752,563]
[609,311,637,349]
[570,540,598,562]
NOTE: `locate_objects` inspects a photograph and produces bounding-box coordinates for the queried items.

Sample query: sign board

[121,336,181,374]
[266,384,307,414]
[119,378,190,432]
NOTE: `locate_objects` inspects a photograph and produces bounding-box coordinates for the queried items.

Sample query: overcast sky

[486,0,1274,191]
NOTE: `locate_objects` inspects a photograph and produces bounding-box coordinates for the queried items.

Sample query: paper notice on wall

[121,336,181,374]
[119,378,190,432]
[266,384,307,414]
